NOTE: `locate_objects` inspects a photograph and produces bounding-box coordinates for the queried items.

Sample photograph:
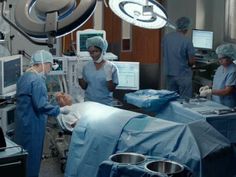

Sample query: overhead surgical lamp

[0,0,97,47]
[108,0,176,29]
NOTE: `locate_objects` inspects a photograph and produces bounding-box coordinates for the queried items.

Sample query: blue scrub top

[15,72,60,177]
[212,63,236,108]
[83,61,118,105]
[163,31,195,76]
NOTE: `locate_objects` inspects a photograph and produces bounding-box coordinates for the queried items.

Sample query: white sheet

[57,105,81,132]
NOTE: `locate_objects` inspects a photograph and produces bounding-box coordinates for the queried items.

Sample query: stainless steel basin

[109,152,146,165]
[145,160,184,175]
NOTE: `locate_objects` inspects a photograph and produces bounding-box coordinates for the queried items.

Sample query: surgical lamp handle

[0,0,50,47]
[103,0,108,7]
[153,12,176,30]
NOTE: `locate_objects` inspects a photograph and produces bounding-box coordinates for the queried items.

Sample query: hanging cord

[103,0,108,7]
[19,50,31,61]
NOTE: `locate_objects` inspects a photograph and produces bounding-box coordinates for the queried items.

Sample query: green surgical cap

[31,50,53,64]
[86,36,108,54]
[216,43,236,60]
[176,17,191,30]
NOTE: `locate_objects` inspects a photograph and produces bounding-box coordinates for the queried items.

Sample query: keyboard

[195,54,204,58]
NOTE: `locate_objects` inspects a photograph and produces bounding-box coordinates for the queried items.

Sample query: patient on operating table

[55,92,80,132]
[55,92,73,107]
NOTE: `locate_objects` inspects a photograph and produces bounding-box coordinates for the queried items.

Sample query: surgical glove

[104,62,113,81]
[60,106,71,114]
[77,64,83,79]
[199,85,209,93]
[200,89,212,97]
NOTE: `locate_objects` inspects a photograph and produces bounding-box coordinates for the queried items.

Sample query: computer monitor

[0,104,16,139]
[112,61,140,90]
[192,29,213,51]
[48,57,67,75]
[76,29,106,56]
[0,55,23,95]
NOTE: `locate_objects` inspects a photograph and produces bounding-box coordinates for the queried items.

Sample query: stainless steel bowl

[145,160,184,175]
[109,152,146,165]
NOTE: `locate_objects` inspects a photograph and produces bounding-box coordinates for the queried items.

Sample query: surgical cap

[86,36,108,54]
[31,50,53,64]
[216,43,236,60]
[176,17,191,30]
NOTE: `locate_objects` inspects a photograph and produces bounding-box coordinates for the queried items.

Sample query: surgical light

[108,0,175,29]
[0,0,97,47]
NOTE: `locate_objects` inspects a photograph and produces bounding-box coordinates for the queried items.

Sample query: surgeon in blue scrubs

[15,50,68,177]
[200,43,236,108]
[163,17,196,99]
[78,36,118,106]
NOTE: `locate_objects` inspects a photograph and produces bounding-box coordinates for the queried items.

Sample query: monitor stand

[195,49,210,58]
[0,91,16,100]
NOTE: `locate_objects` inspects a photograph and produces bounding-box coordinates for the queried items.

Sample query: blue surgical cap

[176,17,191,30]
[31,50,53,64]
[86,36,108,54]
[216,43,236,60]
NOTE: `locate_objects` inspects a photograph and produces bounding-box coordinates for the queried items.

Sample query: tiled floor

[40,157,64,177]
[39,117,70,177]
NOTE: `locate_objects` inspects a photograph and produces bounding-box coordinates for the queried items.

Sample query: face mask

[94,55,103,63]
[40,50,46,74]
[52,63,59,70]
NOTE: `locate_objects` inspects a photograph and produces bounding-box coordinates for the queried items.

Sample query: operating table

[63,101,236,177]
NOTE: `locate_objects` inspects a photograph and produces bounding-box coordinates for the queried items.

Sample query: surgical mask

[39,52,48,80]
[94,55,103,63]
[40,51,46,74]
[52,63,59,70]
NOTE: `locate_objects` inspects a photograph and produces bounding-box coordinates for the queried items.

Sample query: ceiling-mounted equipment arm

[149,9,176,29]
[0,0,97,48]
[0,0,48,46]
[108,0,175,29]
[14,0,97,38]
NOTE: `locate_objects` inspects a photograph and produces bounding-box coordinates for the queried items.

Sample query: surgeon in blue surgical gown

[200,43,236,108]
[77,36,118,106]
[14,50,68,177]
[163,17,196,99]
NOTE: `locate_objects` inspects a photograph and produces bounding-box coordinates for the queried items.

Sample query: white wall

[163,0,197,34]
[196,0,225,48]
[163,0,225,49]
[160,0,226,88]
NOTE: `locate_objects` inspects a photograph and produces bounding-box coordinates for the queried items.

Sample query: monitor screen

[76,29,106,55]
[0,55,23,95]
[192,29,213,50]
[48,57,67,75]
[112,61,140,90]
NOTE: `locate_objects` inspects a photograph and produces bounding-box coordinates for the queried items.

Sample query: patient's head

[55,92,72,107]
